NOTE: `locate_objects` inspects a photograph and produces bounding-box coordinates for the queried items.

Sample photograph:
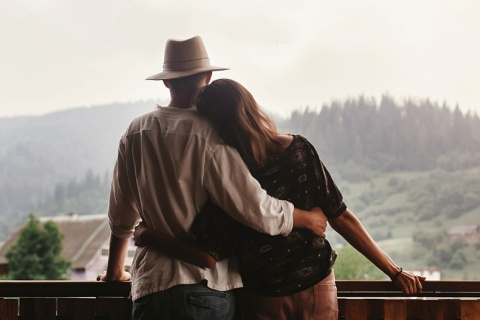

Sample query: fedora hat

[146,36,228,80]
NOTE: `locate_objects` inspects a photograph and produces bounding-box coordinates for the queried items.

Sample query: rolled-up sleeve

[108,140,141,238]
[204,144,293,236]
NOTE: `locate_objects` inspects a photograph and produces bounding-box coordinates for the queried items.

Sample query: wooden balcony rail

[0,280,479,319]
[335,281,480,320]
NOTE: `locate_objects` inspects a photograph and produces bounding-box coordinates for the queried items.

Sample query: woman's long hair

[197,79,283,170]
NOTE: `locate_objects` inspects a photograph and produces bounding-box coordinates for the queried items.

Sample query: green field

[329,168,480,280]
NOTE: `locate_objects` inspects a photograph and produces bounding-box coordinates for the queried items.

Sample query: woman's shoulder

[275,134,294,148]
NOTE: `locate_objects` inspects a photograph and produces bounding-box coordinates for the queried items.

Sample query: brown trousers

[236,271,338,320]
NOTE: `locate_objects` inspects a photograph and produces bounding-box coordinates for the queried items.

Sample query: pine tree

[5,214,71,280]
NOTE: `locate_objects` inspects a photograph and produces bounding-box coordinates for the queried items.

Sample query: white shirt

[108,106,294,301]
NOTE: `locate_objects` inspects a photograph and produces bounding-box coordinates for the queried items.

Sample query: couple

[99,36,424,320]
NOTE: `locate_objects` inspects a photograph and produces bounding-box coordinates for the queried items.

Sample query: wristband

[391,267,403,282]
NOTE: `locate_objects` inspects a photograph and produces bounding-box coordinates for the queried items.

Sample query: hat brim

[146,66,229,81]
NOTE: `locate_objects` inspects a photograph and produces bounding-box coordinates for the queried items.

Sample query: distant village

[0,214,136,280]
[1,213,478,280]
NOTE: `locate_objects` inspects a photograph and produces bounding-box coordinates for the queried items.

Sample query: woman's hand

[329,209,426,295]
[134,221,150,247]
[133,221,217,269]
[392,269,426,294]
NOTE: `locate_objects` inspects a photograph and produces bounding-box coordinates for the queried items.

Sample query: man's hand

[97,270,131,282]
[293,206,327,237]
[308,206,327,237]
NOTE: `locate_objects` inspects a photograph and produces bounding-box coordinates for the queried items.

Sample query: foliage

[43,169,111,215]
[1,97,479,279]
[285,96,480,173]
[5,214,71,280]
[412,229,473,273]
[333,246,385,280]
[0,101,157,241]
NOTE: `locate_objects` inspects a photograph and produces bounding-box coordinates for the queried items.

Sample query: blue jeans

[132,281,236,320]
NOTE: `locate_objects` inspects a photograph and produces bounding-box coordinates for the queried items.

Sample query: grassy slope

[330,168,480,280]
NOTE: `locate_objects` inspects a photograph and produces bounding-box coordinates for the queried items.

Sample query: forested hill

[0,96,479,242]
[283,95,480,173]
[0,100,159,181]
[0,100,159,231]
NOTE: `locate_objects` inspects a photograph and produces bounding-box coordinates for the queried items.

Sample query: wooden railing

[0,281,131,320]
[0,280,479,319]
[336,281,480,319]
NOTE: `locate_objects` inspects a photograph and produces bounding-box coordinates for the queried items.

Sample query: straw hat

[146,36,229,80]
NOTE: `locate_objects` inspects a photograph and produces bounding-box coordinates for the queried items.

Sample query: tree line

[1,96,479,279]
[1,96,479,241]
[284,95,480,173]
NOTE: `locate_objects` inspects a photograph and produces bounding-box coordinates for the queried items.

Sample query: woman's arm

[329,209,425,294]
[134,222,217,269]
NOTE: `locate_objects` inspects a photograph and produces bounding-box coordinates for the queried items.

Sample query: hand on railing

[97,270,131,282]
[391,268,426,295]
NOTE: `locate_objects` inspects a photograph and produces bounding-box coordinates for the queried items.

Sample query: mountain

[1,96,479,279]
[0,100,162,230]
[0,101,161,178]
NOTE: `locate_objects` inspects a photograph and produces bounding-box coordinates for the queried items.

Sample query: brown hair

[197,79,283,170]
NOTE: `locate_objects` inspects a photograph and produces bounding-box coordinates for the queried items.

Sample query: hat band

[163,58,211,71]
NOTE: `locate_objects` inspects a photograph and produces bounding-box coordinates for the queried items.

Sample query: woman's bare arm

[329,209,425,294]
[134,222,217,269]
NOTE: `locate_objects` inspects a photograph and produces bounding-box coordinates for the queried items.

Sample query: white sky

[1,0,479,118]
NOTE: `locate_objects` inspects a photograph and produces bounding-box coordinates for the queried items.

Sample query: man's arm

[329,209,425,294]
[99,143,140,281]
[132,207,325,269]
[134,222,217,268]
[205,145,327,237]
[97,232,131,281]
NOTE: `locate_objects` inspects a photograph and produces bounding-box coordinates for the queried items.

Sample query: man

[98,36,326,319]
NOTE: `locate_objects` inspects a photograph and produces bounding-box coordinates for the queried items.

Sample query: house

[0,213,136,280]
[412,266,441,280]
[447,225,480,244]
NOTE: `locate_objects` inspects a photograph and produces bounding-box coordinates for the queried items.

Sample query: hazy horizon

[1,1,480,118]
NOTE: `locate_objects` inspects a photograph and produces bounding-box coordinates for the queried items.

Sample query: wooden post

[338,298,346,319]
[344,299,370,320]
[57,298,96,320]
[461,300,480,320]
[383,300,406,320]
[18,298,35,320]
[0,298,19,320]
[19,298,56,320]
[95,297,132,320]
[366,299,384,319]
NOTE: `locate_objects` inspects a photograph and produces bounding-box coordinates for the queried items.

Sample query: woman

[135,79,424,319]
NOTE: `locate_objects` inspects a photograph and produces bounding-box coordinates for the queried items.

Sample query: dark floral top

[190,135,347,296]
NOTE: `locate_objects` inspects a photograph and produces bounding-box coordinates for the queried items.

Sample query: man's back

[102,36,298,319]
[109,106,239,300]
[120,106,221,235]
[109,106,294,300]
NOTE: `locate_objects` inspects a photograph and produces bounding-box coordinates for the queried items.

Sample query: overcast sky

[1,0,479,118]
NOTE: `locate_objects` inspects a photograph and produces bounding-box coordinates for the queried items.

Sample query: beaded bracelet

[391,267,403,282]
